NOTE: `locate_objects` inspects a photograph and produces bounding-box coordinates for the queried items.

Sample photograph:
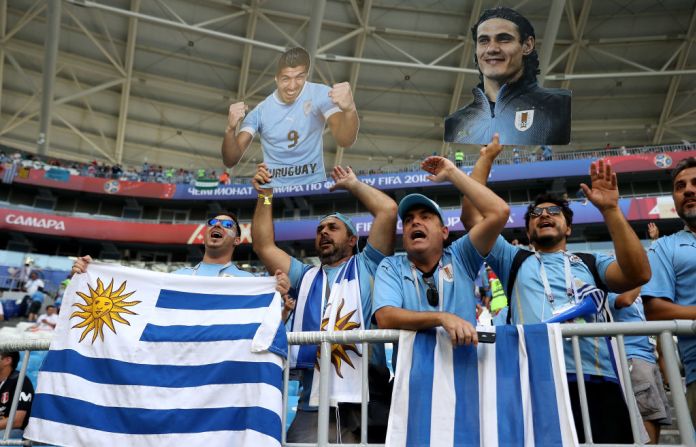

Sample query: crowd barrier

[1,321,696,446]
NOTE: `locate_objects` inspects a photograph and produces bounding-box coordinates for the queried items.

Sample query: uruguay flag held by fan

[24,263,287,447]
[386,324,578,447]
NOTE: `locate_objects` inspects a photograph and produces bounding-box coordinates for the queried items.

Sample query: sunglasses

[423,274,438,307]
[207,218,237,231]
[530,205,563,218]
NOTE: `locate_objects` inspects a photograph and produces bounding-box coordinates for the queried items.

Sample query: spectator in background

[609,288,671,444]
[542,144,553,160]
[29,305,58,332]
[10,258,33,291]
[576,186,588,205]
[513,147,521,164]
[54,276,70,312]
[647,221,660,241]
[0,351,34,439]
[642,157,696,425]
[24,272,45,322]
[219,171,230,185]
[455,150,464,167]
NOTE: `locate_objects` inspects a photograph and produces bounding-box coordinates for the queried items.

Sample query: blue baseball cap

[320,212,357,236]
[398,194,444,223]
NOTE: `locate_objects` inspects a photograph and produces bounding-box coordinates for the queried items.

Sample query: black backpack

[504,249,609,324]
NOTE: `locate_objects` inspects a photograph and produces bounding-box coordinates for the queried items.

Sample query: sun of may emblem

[70,278,140,343]
[317,298,362,378]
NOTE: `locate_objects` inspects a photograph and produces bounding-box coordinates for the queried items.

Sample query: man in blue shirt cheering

[462,138,650,443]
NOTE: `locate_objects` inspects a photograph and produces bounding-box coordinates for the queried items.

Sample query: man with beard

[462,139,650,443]
[444,7,570,146]
[642,157,696,424]
[251,163,397,444]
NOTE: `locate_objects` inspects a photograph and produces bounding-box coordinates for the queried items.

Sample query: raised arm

[329,166,397,255]
[422,156,509,256]
[251,164,292,274]
[221,102,253,167]
[326,83,359,148]
[582,159,651,291]
[460,134,503,231]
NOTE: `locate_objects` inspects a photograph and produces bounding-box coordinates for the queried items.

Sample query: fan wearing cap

[443,6,570,146]
[373,155,509,346]
[251,163,397,444]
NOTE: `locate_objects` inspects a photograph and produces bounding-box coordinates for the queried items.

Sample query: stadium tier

[1,146,693,262]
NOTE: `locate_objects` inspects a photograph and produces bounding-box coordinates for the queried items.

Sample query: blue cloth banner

[386,324,578,447]
[25,264,286,447]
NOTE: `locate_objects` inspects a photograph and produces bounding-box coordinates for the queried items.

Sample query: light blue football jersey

[240,82,340,187]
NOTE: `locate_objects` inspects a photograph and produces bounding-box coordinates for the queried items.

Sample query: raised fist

[328,82,356,112]
[227,102,248,129]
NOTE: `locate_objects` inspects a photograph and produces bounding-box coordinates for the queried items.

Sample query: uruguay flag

[25,263,287,447]
[386,324,577,447]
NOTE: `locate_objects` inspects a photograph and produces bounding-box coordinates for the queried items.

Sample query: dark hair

[208,211,240,234]
[524,193,573,230]
[672,157,696,181]
[471,7,540,84]
[1,351,20,371]
[278,47,311,74]
[46,305,56,310]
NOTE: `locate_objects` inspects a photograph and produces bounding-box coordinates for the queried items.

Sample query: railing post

[361,342,368,446]
[317,341,331,447]
[615,334,642,443]
[659,331,696,447]
[571,336,593,444]
[3,351,30,441]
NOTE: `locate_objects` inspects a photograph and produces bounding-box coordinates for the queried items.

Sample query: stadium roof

[1,0,696,175]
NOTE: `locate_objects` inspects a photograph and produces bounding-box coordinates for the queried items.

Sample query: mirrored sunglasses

[530,205,563,218]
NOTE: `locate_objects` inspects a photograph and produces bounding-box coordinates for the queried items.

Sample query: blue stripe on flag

[453,343,480,446]
[340,257,357,282]
[156,289,275,310]
[524,324,563,446]
[495,325,524,445]
[295,270,324,368]
[32,394,281,440]
[42,349,283,391]
[269,322,289,358]
[406,330,436,446]
[140,323,259,342]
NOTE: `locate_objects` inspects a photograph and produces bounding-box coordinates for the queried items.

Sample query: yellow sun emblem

[70,278,140,343]
[317,298,362,378]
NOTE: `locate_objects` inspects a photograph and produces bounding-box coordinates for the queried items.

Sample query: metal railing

[1,321,695,446]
